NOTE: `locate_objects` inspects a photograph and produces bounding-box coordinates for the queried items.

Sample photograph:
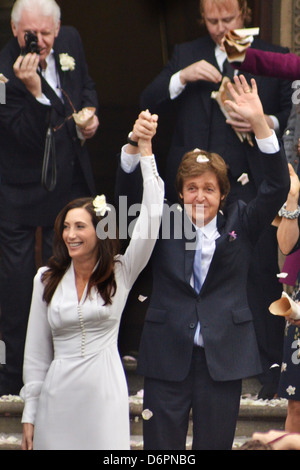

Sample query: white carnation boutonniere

[93,195,111,217]
[59,53,76,72]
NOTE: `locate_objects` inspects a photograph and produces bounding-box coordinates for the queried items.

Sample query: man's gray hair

[11,0,61,28]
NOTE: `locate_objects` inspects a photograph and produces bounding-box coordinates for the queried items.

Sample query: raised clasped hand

[132,110,158,157]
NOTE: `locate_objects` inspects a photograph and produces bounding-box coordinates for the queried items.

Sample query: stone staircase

[0,357,287,450]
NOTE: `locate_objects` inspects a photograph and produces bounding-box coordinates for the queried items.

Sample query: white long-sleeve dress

[20,155,164,450]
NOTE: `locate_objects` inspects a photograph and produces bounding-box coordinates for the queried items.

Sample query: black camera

[21,31,40,56]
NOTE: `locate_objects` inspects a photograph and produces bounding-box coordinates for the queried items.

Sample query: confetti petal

[196,154,210,163]
[142,409,153,420]
[237,173,249,186]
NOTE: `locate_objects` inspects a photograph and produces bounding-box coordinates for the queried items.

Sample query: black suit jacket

[140,35,292,204]
[0,26,98,226]
[116,146,290,382]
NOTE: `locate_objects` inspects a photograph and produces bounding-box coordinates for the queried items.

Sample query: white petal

[237,173,249,185]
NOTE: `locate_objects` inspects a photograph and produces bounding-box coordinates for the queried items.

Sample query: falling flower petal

[138,295,148,302]
[196,154,210,163]
[142,409,153,420]
[237,173,249,186]
[277,272,288,279]
[281,363,287,372]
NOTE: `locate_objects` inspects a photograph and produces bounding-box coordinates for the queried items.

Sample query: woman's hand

[21,423,34,450]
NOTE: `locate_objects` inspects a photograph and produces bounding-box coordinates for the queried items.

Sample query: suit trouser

[143,347,242,450]
[0,220,53,392]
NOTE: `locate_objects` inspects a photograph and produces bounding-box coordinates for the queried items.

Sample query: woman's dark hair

[42,197,120,305]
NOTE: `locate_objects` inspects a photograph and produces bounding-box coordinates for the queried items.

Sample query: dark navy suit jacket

[116,146,289,382]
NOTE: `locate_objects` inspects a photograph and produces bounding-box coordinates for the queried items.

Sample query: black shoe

[258,382,278,400]
[257,364,280,400]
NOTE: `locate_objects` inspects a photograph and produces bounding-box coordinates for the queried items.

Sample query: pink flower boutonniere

[228,231,237,242]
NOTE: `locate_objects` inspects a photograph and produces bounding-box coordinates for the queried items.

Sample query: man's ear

[11,20,17,38]
[55,20,61,38]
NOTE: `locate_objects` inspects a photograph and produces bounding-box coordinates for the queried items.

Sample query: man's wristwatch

[127,131,138,147]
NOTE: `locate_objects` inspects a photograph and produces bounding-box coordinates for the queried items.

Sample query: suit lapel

[182,211,197,287]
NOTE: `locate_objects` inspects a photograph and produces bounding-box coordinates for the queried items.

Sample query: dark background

[0,0,274,202]
[54,0,272,203]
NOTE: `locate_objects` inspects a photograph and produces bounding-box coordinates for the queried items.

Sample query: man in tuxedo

[0,0,99,395]
[140,0,293,397]
[117,76,290,449]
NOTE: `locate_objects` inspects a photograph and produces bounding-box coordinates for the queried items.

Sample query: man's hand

[80,115,99,140]
[13,53,42,98]
[226,110,274,134]
[180,60,222,85]
[225,75,271,139]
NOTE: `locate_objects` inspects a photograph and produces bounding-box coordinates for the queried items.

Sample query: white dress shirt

[37,50,62,105]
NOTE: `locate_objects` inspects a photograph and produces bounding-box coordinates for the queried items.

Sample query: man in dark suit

[139,0,293,397]
[0,0,99,395]
[117,76,290,449]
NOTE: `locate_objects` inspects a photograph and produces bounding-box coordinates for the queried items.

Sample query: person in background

[223,34,300,431]
[0,0,99,396]
[276,164,300,433]
[240,430,300,450]
[139,0,293,398]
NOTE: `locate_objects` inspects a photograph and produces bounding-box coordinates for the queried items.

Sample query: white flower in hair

[59,53,76,71]
[93,195,111,216]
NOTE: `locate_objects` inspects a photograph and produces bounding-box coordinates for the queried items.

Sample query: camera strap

[41,124,57,192]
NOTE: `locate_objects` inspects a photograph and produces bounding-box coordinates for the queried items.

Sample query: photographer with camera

[0,0,99,396]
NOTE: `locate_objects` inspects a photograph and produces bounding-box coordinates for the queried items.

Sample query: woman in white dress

[21,110,164,450]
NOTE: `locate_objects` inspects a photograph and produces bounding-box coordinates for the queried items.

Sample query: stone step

[0,360,287,450]
[0,391,287,450]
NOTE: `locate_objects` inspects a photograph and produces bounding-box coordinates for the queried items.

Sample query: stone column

[274,0,300,53]
[292,0,300,54]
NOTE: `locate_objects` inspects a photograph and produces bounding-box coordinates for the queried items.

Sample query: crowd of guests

[0,0,299,451]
